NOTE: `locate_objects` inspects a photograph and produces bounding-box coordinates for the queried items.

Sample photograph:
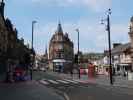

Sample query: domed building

[49,22,74,72]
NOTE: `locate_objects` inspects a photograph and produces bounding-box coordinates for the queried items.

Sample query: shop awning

[52,59,66,63]
[117,63,131,66]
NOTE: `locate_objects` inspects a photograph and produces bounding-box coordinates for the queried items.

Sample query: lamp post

[30,20,37,80]
[101,9,113,85]
[76,29,80,79]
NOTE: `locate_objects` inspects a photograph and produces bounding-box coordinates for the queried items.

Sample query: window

[58,44,63,50]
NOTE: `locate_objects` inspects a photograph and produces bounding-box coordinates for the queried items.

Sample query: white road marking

[47,80,59,84]
[40,80,49,85]
[64,79,79,84]
[74,79,89,83]
[56,80,70,84]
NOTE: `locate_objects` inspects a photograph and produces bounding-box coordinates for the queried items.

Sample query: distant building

[82,53,104,63]
[49,22,74,72]
[35,48,48,70]
[102,43,132,75]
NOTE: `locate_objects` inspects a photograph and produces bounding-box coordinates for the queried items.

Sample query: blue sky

[3,0,133,54]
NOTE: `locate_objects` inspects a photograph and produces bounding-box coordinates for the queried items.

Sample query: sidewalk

[79,75,133,88]
[48,71,133,88]
[0,80,64,100]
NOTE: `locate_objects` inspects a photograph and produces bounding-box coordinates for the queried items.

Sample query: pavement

[0,78,65,100]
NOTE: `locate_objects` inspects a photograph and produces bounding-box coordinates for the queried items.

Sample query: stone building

[49,22,74,72]
[0,0,8,73]
[128,16,133,71]
[0,0,32,79]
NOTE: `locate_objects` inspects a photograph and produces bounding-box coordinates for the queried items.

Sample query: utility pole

[30,20,37,80]
[101,9,113,85]
[76,29,80,79]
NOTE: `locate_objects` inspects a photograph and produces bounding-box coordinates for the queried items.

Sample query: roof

[56,22,63,34]
[50,23,73,46]
[111,43,131,55]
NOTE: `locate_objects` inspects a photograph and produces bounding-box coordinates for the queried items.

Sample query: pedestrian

[124,71,126,77]
[113,67,116,76]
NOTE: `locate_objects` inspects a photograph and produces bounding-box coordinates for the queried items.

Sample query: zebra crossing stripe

[74,79,89,83]
[74,80,83,83]
[40,80,49,85]
[64,79,79,84]
[47,80,59,84]
[56,80,70,84]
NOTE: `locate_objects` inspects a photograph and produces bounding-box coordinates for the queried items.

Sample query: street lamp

[76,29,80,79]
[32,21,37,50]
[30,20,37,80]
[101,9,113,85]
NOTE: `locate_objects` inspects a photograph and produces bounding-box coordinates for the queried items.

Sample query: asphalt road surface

[36,71,133,100]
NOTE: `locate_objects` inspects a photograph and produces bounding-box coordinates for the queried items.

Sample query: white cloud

[31,0,111,12]
[83,0,111,12]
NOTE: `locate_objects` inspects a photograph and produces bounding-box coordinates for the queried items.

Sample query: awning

[52,59,66,63]
[117,63,131,66]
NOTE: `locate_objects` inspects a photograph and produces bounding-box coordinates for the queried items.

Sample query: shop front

[115,63,132,76]
[53,59,66,72]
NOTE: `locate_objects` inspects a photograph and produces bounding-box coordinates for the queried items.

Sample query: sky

[2,0,133,54]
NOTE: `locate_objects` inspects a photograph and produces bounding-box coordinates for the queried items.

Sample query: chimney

[0,0,5,17]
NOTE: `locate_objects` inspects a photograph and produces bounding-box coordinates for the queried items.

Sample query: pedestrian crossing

[39,79,87,86]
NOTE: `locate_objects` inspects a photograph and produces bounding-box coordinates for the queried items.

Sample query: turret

[0,0,5,17]
[56,21,63,34]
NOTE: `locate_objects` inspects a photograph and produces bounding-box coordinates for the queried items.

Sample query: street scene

[1,0,133,100]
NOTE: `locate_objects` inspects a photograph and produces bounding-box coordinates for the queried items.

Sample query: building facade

[128,16,133,71]
[49,22,74,72]
[102,43,132,76]
[0,0,32,79]
[0,0,9,73]
[111,43,131,75]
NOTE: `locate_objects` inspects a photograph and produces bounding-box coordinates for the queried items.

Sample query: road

[34,71,133,100]
[0,71,65,100]
[1,71,133,100]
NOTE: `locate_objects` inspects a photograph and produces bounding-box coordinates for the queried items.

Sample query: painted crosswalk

[56,80,70,84]
[47,80,59,84]
[64,79,79,84]
[40,80,49,85]
[39,79,85,86]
